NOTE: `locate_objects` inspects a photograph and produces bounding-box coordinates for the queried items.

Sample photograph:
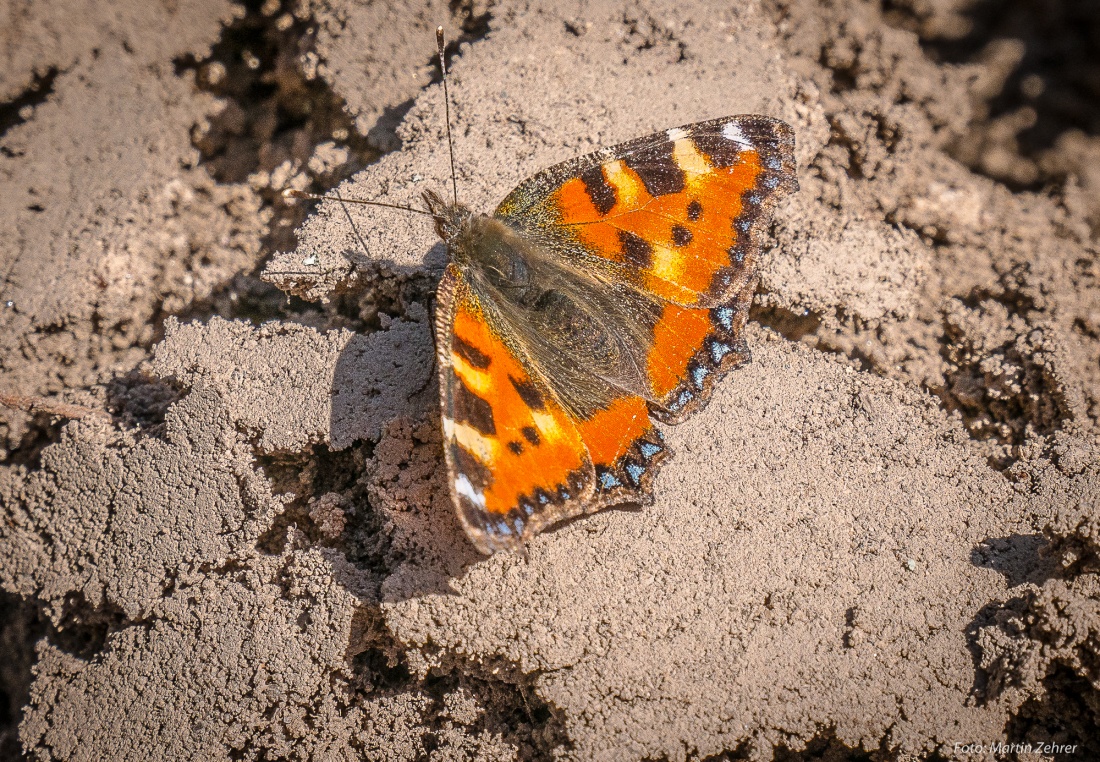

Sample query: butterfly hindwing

[437,263,676,550]
[495,115,797,309]
[576,396,669,509]
[642,278,756,424]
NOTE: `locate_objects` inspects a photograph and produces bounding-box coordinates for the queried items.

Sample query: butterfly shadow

[327,240,446,451]
[326,277,659,602]
[324,242,492,598]
[341,242,449,283]
[969,533,1058,588]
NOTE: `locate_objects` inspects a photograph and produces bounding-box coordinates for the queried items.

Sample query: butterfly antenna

[279,189,445,275]
[437,26,459,205]
[283,189,438,218]
[329,188,373,260]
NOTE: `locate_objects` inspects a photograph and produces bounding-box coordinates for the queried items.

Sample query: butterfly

[425,114,797,554]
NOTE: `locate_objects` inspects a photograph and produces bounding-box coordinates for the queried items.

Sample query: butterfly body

[427,189,660,414]
[430,115,797,554]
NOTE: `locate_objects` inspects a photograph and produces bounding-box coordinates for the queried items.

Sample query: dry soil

[1,1,1098,760]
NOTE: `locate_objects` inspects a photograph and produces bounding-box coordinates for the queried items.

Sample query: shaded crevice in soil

[440,0,494,66]
[250,438,422,605]
[316,260,442,336]
[103,372,185,435]
[932,296,1073,468]
[753,299,944,386]
[752,302,880,373]
[174,3,374,190]
[46,594,134,662]
[253,442,394,574]
[691,741,750,761]
[620,7,689,62]
[770,729,887,761]
[693,728,911,761]
[1004,666,1098,762]
[347,622,572,762]
[969,534,1056,589]
[0,409,67,472]
[169,0,487,332]
[168,0,381,330]
[0,592,44,762]
[751,302,825,343]
[884,0,1100,194]
[419,667,571,761]
[965,595,1031,704]
[968,507,1100,754]
[968,594,1099,761]
[0,67,58,144]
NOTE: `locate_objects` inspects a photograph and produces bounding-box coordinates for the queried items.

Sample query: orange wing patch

[647,302,714,399]
[576,396,650,467]
[436,267,595,553]
[538,116,794,309]
[645,282,756,424]
[437,266,675,550]
[574,395,669,507]
[553,148,760,298]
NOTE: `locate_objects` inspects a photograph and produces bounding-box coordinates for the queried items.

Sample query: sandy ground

[1,0,1099,760]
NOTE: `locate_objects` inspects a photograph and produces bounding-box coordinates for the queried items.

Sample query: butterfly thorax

[423,188,539,302]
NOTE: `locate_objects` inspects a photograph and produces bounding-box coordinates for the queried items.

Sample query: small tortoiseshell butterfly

[284,32,800,554]
[426,113,797,554]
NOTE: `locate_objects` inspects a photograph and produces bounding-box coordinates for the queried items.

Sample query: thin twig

[0,392,112,422]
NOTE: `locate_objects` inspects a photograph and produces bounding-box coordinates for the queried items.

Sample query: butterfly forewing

[436,265,597,554]
[495,115,797,309]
